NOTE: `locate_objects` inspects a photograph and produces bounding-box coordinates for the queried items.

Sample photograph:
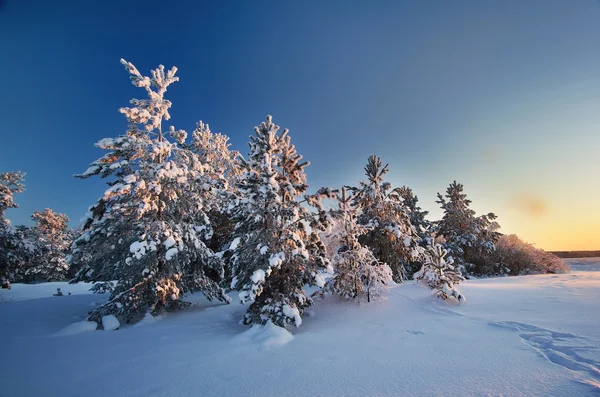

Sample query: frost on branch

[414,244,465,303]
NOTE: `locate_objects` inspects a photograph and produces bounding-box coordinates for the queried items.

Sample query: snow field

[0,260,598,397]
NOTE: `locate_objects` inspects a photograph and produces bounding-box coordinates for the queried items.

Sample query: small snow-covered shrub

[414,244,465,303]
[327,246,393,302]
[494,235,568,275]
[323,187,393,302]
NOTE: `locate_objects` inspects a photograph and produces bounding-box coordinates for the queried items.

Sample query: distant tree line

[551,251,600,259]
[0,173,73,283]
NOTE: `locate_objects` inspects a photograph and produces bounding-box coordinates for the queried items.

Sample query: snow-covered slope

[0,261,599,397]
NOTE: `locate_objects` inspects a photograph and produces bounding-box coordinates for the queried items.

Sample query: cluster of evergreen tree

[0,172,73,283]
[2,60,519,329]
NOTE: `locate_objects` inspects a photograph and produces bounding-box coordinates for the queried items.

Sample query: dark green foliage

[436,181,502,277]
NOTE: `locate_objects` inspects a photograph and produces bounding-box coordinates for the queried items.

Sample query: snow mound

[133,312,164,327]
[237,321,294,349]
[55,321,97,337]
[102,315,120,331]
[229,237,241,250]
[165,247,178,260]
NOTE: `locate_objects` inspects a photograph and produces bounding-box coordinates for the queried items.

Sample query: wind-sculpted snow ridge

[489,321,600,390]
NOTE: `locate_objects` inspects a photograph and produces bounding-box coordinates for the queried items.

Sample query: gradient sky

[1,0,599,251]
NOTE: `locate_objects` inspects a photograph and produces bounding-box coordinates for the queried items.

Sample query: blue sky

[1,0,599,250]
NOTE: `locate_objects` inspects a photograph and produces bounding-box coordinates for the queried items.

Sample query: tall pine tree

[397,185,433,277]
[0,172,26,280]
[227,116,332,327]
[188,121,242,255]
[436,181,501,276]
[397,186,431,244]
[71,60,229,325]
[25,209,72,282]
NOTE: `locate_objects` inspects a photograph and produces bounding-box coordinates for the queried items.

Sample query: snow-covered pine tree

[190,121,242,189]
[0,172,25,220]
[414,243,465,303]
[0,171,26,279]
[6,225,37,282]
[324,187,392,302]
[436,181,501,277]
[397,186,431,243]
[397,186,433,278]
[469,212,503,275]
[320,215,345,263]
[188,121,242,255]
[227,115,332,327]
[25,208,72,282]
[354,156,422,283]
[70,59,229,325]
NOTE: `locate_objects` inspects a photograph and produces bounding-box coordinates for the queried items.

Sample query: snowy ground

[564,257,600,272]
[1,260,599,397]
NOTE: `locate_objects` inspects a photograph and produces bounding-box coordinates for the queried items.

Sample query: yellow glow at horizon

[501,207,600,252]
